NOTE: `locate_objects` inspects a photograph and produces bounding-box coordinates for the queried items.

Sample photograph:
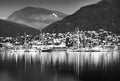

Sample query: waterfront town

[0,29,120,53]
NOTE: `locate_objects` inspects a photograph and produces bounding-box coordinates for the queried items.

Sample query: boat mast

[24,32,27,50]
[24,32,27,45]
[90,31,92,48]
[41,29,43,45]
[77,27,80,49]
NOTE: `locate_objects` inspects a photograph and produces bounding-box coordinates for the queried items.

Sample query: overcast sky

[0,0,100,19]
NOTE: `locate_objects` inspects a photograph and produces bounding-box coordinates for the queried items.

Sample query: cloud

[0,0,100,18]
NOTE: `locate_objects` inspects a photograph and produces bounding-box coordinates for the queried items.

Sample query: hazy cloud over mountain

[0,0,100,19]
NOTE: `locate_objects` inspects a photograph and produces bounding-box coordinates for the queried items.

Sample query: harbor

[0,29,120,53]
[0,29,120,81]
[1,0,120,81]
[1,29,120,53]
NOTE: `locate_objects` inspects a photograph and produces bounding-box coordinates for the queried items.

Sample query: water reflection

[0,50,120,74]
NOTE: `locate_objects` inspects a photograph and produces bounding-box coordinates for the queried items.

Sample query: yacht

[40,45,53,52]
[10,45,25,54]
[52,42,67,51]
[24,47,39,53]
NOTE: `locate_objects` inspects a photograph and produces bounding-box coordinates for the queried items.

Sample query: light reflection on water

[0,50,120,74]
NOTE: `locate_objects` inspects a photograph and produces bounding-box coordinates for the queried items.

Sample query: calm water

[0,50,120,81]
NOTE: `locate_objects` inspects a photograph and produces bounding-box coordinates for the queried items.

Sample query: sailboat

[10,45,25,55]
[11,33,39,54]
[23,33,40,54]
[39,29,53,52]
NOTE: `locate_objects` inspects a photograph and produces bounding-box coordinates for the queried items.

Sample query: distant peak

[25,6,33,9]
[23,6,45,10]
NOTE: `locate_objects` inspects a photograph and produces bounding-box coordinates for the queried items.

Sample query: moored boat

[40,45,53,52]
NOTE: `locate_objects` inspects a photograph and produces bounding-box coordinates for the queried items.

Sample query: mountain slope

[44,0,120,34]
[0,19,39,37]
[7,7,67,29]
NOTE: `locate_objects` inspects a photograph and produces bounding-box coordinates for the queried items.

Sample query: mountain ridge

[0,19,39,37]
[43,0,120,34]
[7,6,67,29]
